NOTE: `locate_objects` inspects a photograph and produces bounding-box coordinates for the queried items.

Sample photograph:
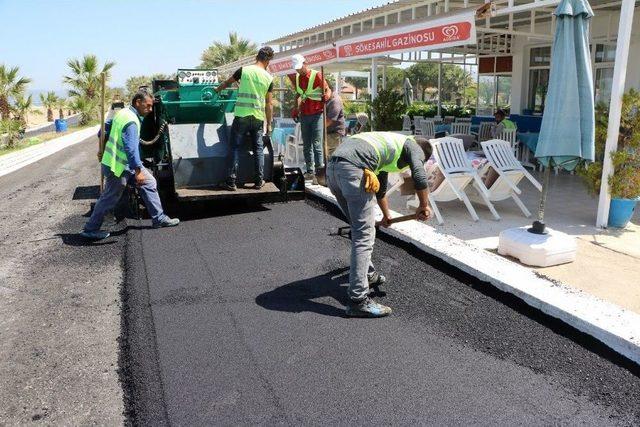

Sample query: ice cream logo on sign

[441,25,460,41]
[323,49,335,59]
[343,45,353,57]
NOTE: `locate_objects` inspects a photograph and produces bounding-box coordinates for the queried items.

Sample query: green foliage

[405,102,437,118]
[0,119,23,148]
[64,54,114,124]
[40,91,59,122]
[343,101,368,115]
[367,89,405,131]
[0,64,32,120]
[200,32,257,69]
[68,96,98,126]
[11,94,39,128]
[124,74,174,100]
[578,89,640,199]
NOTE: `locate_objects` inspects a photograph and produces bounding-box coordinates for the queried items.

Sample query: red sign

[338,21,473,59]
[268,45,337,75]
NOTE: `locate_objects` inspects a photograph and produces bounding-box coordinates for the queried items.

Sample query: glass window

[595,44,616,63]
[528,69,550,113]
[386,13,398,25]
[362,19,373,31]
[374,16,385,28]
[478,75,496,116]
[529,47,551,67]
[595,67,614,105]
[496,76,512,111]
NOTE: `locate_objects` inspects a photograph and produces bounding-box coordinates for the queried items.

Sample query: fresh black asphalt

[120,196,640,425]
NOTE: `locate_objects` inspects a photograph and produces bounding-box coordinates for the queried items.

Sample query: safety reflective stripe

[234,65,272,121]
[101,108,140,177]
[295,69,322,101]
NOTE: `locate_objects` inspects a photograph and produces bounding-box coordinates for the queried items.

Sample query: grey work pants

[326,159,377,302]
[84,164,167,232]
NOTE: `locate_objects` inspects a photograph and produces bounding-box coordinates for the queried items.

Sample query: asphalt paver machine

[138,68,304,204]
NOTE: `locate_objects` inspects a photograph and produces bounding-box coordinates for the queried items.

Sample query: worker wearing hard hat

[327,132,432,318]
[217,46,275,191]
[289,54,330,184]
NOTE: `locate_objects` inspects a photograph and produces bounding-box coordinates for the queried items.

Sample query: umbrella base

[498,227,577,267]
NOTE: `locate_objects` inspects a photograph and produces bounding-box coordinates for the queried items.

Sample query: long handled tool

[315,65,329,186]
[335,213,419,237]
[98,72,106,192]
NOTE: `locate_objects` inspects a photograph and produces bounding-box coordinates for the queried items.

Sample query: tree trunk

[59,109,64,119]
[47,108,54,122]
[0,96,10,120]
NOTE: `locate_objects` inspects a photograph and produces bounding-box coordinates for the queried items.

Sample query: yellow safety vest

[295,69,323,102]
[101,107,140,177]
[234,64,273,122]
[351,132,414,174]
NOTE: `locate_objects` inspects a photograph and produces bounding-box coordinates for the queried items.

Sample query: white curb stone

[307,184,640,366]
[0,125,99,178]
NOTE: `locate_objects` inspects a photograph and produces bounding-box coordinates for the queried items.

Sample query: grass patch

[0,121,99,157]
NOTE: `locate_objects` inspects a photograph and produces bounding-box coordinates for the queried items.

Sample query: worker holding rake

[326,132,432,318]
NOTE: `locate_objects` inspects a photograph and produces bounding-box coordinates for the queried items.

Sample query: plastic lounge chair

[420,121,436,139]
[451,122,471,135]
[422,137,499,224]
[413,116,424,135]
[402,115,412,132]
[472,122,494,143]
[497,128,519,158]
[478,139,543,217]
[285,123,303,166]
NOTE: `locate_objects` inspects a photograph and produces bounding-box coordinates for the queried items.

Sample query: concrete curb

[307,184,640,366]
[0,125,99,178]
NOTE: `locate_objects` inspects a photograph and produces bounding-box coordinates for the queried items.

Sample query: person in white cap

[289,54,330,183]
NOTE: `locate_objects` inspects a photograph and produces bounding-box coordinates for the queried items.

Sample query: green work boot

[346,297,392,318]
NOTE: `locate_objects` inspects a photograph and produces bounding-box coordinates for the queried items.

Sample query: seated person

[491,109,516,138]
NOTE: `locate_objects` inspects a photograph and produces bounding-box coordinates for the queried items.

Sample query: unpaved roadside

[0,137,124,424]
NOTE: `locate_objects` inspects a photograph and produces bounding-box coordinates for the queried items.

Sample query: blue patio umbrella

[530,0,595,234]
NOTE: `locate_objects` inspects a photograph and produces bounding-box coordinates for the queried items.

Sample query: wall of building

[510,7,640,114]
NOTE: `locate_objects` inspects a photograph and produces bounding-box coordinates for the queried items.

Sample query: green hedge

[405,102,475,118]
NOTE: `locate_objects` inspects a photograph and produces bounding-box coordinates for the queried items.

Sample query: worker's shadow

[257,267,388,317]
[256,267,352,318]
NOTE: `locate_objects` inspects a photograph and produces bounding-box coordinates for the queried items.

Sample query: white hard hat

[291,54,306,70]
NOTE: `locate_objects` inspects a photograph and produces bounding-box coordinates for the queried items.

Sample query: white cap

[291,54,306,70]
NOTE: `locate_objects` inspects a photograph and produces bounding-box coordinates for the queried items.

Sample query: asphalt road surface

[1,137,639,425]
[123,196,640,425]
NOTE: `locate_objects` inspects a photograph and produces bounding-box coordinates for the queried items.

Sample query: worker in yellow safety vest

[216,46,275,191]
[81,91,180,240]
[492,109,517,138]
[327,132,433,318]
[289,54,330,184]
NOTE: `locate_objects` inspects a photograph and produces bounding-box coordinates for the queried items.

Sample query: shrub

[343,100,368,116]
[578,89,640,199]
[367,89,405,131]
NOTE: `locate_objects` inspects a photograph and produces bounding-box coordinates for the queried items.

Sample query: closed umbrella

[403,77,414,106]
[531,0,595,233]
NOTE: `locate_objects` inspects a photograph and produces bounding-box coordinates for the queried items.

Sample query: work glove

[363,169,380,193]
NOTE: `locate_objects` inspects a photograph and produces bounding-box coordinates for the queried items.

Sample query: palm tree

[39,91,59,122]
[11,94,40,128]
[200,32,257,68]
[0,64,32,120]
[55,97,67,119]
[68,96,98,126]
[0,119,23,148]
[63,54,115,100]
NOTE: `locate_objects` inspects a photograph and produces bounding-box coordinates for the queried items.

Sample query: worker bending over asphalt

[327,132,432,318]
[81,91,179,240]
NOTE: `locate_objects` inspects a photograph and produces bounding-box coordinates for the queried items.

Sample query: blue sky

[0,0,385,93]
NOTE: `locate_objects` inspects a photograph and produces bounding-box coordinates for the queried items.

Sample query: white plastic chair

[455,117,472,123]
[420,121,436,139]
[422,137,499,224]
[413,116,424,135]
[478,139,543,217]
[444,115,455,124]
[498,128,519,158]
[285,123,303,166]
[402,115,412,132]
[451,122,471,135]
[476,122,495,142]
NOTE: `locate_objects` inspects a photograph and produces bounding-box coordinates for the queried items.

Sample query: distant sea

[29,89,69,106]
